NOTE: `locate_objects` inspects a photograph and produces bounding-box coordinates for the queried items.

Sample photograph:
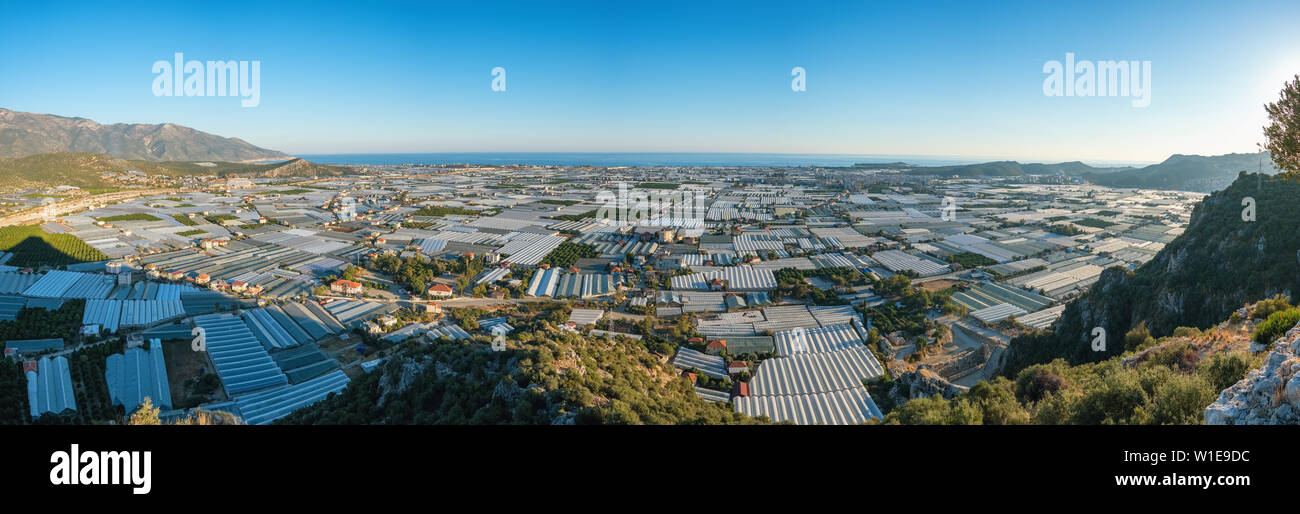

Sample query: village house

[331,279,364,295]
[427,284,454,299]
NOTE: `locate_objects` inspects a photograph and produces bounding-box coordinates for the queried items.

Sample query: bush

[1199,352,1255,391]
[1124,322,1154,352]
[1252,294,1292,320]
[1251,307,1300,344]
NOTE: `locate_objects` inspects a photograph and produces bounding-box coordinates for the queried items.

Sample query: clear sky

[2,0,1298,164]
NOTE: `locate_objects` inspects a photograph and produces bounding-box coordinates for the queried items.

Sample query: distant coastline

[295,152,987,168]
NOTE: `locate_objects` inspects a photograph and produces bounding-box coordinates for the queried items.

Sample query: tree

[341,264,361,281]
[1264,74,1300,175]
[1124,321,1153,352]
[128,397,161,425]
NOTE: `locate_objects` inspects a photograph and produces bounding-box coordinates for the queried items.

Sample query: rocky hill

[0,108,289,162]
[1205,321,1300,424]
[1002,172,1300,376]
[0,152,352,191]
[1085,152,1279,192]
[278,329,761,425]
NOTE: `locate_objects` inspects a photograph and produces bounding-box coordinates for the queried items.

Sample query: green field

[635,182,680,190]
[1076,218,1117,229]
[170,213,198,226]
[538,199,581,206]
[177,229,206,237]
[549,209,597,222]
[412,206,493,217]
[0,225,109,267]
[93,213,161,222]
[540,242,598,268]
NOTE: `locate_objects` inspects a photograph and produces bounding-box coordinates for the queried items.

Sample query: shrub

[1251,307,1300,344]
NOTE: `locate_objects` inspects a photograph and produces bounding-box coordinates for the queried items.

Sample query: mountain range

[881,152,1280,192]
[0,108,289,162]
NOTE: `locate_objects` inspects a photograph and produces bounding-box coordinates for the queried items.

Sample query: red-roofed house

[331,279,363,295]
[727,361,749,376]
[705,339,727,355]
[427,284,454,299]
[732,381,750,398]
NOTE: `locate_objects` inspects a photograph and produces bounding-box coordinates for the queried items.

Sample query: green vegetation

[857,274,961,337]
[0,299,86,344]
[948,251,996,267]
[537,199,581,206]
[0,153,121,189]
[277,329,762,425]
[142,158,351,179]
[203,214,238,224]
[93,213,161,222]
[0,357,27,424]
[176,229,206,237]
[772,267,864,305]
[0,225,108,267]
[635,182,679,190]
[539,242,598,269]
[550,209,598,221]
[366,253,485,295]
[1046,224,1084,236]
[883,335,1258,425]
[81,187,126,195]
[1263,74,1300,175]
[412,206,491,217]
[1075,218,1116,229]
[1252,307,1300,345]
[170,213,198,226]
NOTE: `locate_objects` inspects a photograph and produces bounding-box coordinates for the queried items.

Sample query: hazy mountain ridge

[1084,153,1280,192]
[0,108,290,162]
[895,160,1131,178]
[891,152,1278,192]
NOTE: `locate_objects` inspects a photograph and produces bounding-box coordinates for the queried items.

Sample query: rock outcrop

[1205,323,1300,425]
[888,367,964,406]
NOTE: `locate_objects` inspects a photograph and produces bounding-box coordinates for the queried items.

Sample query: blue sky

[2,0,1298,164]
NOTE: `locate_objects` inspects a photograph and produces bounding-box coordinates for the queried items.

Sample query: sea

[293,152,984,168]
